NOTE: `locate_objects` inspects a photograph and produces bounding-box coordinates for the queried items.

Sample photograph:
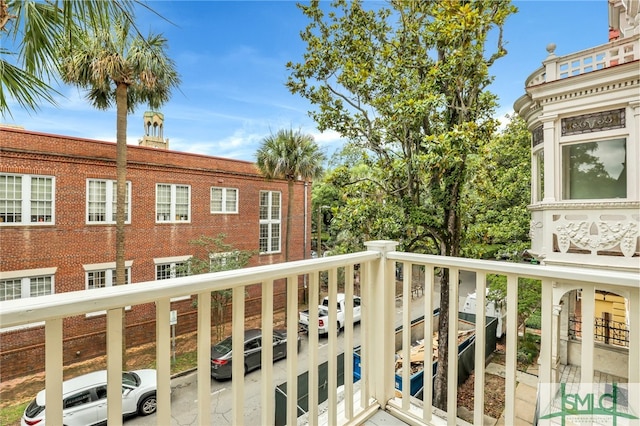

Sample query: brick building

[0,124,312,379]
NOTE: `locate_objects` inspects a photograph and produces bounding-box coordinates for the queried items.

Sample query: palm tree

[0,0,136,116]
[256,128,325,261]
[58,18,179,289]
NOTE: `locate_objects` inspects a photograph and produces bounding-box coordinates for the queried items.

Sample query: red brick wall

[0,127,313,379]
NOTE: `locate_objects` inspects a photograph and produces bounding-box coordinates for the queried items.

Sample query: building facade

[515,0,639,381]
[0,125,312,379]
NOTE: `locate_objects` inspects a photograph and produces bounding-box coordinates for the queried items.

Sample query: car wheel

[138,394,157,416]
[337,322,341,334]
[244,364,248,375]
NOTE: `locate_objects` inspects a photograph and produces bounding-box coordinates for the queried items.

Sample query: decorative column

[629,100,640,200]
[552,303,563,385]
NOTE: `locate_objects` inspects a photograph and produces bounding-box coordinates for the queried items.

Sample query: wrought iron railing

[569,315,630,347]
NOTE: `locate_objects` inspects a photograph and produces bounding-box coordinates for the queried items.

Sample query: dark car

[210,329,301,380]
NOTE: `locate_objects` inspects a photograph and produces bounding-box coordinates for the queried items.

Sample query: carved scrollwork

[555,220,638,256]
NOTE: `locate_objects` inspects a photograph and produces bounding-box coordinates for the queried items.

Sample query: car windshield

[213,337,233,353]
[123,371,140,387]
[25,399,45,417]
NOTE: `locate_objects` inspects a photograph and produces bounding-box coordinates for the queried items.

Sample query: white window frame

[156,184,191,223]
[259,191,281,254]
[560,136,627,201]
[154,256,192,302]
[0,173,55,225]
[83,262,133,316]
[86,179,131,224]
[210,187,238,214]
[0,268,56,331]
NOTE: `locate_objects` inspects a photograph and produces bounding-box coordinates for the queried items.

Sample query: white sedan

[21,369,158,426]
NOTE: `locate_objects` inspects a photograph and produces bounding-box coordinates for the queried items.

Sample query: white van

[461,290,506,338]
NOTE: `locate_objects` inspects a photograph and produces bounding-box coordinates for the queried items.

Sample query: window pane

[259,223,269,252]
[157,264,172,280]
[30,276,52,297]
[88,271,107,289]
[30,177,52,222]
[271,192,280,219]
[0,279,22,301]
[211,188,223,212]
[271,223,280,251]
[535,151,544,202]
[225,189,237,212]
[111,268,129,286]
[563,139,626,199]
[259,192,269,219]
[88,180,107,222]
[111,182,130,222]
[175,186,189,220]
[156,184,171,220]
[0,175,22,223]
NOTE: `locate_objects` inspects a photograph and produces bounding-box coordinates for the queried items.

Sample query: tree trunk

[115,82,128,369]
[433,180,463,411]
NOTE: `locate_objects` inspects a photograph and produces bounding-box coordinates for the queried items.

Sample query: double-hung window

[85,262,131,289]
[0,270,55,301]
[0,174,54,224]
[156,184,190,222]
[211,187,238,214]
[259,191,281,253]
[84,262,132,316]
[155,256,191,302]
[87,179,131,223]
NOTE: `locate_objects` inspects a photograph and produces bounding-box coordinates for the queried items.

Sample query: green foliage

[1,0,137,115]
[183,234,255,341]
[289,0,517,409]
[517,333,541,366]
[462,114,531,260]
[256,128,325,260]
[487,273,541,332]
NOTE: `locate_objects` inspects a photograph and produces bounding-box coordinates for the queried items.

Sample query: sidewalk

[491,361,539,426]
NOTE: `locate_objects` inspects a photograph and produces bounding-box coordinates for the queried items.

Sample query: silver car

[21,369,158,426]
[210,329,301,380]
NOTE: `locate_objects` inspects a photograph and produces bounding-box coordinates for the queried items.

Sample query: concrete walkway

[491,361,539,426]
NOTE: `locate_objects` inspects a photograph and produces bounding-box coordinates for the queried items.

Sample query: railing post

[364,240,398,407]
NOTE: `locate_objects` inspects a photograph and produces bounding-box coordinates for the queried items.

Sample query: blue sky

[2,1,607,162]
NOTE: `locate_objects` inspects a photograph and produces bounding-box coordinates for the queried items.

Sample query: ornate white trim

[556,221,638,257]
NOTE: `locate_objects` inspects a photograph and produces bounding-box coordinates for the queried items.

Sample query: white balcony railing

[1,240,639,426]
[525,34,640,88]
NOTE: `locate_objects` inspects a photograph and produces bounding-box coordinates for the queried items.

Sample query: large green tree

[256,128,326,261]
[288,0,516,409]
[0,0,136,115]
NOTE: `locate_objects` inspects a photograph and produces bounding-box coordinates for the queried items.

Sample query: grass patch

[0,403,27,426]
[0,350,199,426]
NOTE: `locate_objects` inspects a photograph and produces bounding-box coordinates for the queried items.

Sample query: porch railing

[1,240,638,425]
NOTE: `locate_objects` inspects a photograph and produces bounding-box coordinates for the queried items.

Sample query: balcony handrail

[2,245,638,426]
[0,250,380,329]
[387,251,639,288]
